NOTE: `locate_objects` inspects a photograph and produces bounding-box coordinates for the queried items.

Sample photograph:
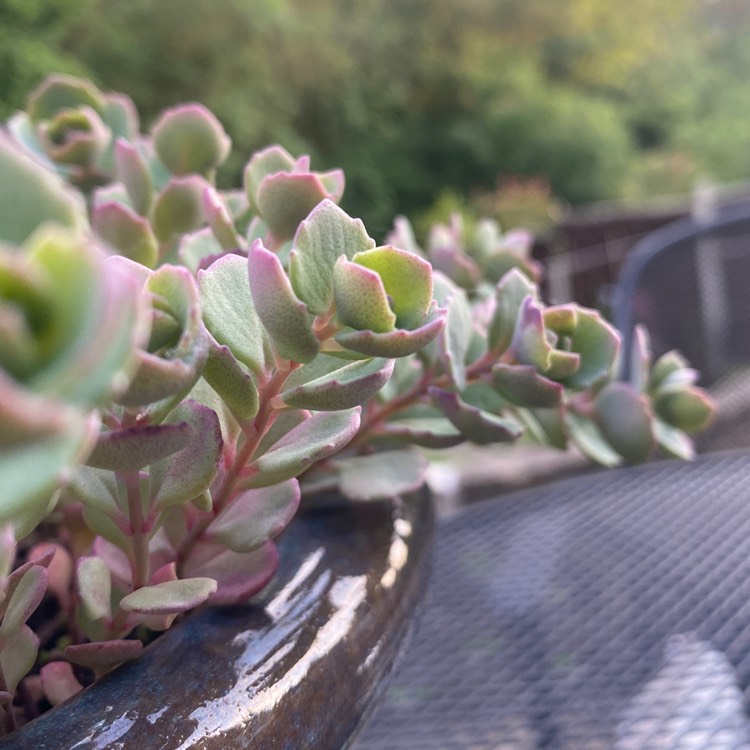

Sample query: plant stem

[122,472,149,590]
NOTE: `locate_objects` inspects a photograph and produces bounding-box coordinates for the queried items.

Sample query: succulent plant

[0,74,714,732]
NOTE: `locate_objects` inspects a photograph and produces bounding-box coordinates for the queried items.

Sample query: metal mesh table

[353,451,750,749]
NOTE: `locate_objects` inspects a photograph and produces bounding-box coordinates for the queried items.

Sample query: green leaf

[119,577,217,615]
[653,417,695,459]
[438,287,472,389]
[202,342,259,424]
[0,566,47,636]
[648,350,689,392]
[0,625,38,695]
[565,412,622,468]
[114,139,153,216]
[508,297,553,372]
[654,386,715,433]
[488,269,537,354]
[290,200,375,315]
[0,134,87,245]
[429,387,522,445]
[152,176,207,243]
[204,187,242,251]
[336,449,428,501]
[177,228,224,273]
[68,465,121,516]
[92,202,158,267]
[27,75,104,121]
[149,401,222,510]
[248,240,319,362]
[245,407,361,488]
[86,423,192,472]
[595,383,654,464]
[152,104,230,176]
[244,145,296,213]
[380,417,464,449]
[278,356,394,411]
[333,257,396,333]
[351,246,434,329]
[198,254,271,376]
[77,556,111,622]
[561,308,620,389]
[206,480,300,553]
[492,364,563,408]
[335,303,446,358]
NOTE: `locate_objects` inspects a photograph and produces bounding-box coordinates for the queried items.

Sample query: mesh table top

[353,451,750,750]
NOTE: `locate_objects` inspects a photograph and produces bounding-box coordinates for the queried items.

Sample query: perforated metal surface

[353,452,750,749]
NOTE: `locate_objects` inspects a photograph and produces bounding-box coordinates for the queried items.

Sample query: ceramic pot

[0,490,433,749]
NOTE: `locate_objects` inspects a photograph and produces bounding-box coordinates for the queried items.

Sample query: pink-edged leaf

[253,409,311,458]
[92,201,158,267]
[543,304,578,335]
[508,296,553,372]
[565,412,623,468]
[86,422,192,472]
[152,103,230,176]
[76,556,112,622]
[245,407,361,488]
[150,562,178,586]
[595,383,654,464]
[429,387,523,446]
[492,364,563,408]
[119,577,217,615]
[335,303,446,358]
[207,480,300,553]
[248,239,319,363]
[0,525,14,580]
[203,186,241,251]
[28,543,73,610]
[184,541,278,606]
[257,172,335,243]
[40,661,83,706]
[336,449,428,501]
[562,308,620,389]
[654,385,716,434]
[65,640,143,672]
[93,537,131,590]
[152,175,207,242]
[290,199,375,315]
[438,287,472,389]
[0,625,38,695]
[380,417,464,449]
[278,356,394,411]
[202,342,259,424]
[488,269,538,354]
[244,145,297,212]
[149,400,222,510]
[0,565,48,636]
[177,227,224,272]
[27,74,104,121]
[333,257,396,333]
[430,241,481,289]
[114,139,153,216]
[545,349,581,380]
[653,418,695,460]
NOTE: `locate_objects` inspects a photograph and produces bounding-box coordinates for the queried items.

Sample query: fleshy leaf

[544,350,581,380]
[336,449,428,501]
[149,401,222,510]
[654,386,715,433]
[68,465,120,516]
[290,200,375,315]
[649,351,689,392]
[244,407,361,488]
[0,134,87,245]
[335,303,446,358]
[77,556,111,621]
[508,296,553,372]
[0,625,38,695]
[565,412,622,468]
[492,364,563,408]
[198,254,271,376]
[183,541,278,605]
[0,565,47,636]
[65,640,143,672]
[595,383,654,464]
[114,139,153,216]
[119,577,217,614]
[27,75,104,121]
[278,356,394,411]
[438,286,472,389]
[40,662,83,706]
[152,176,207,243]
[152,104,230,176]
[351,245,434,329]
[488,269,537,354]
[561,309,620,389]
[92,202,158,267]
[543,305,578,335]
[333,257,396,333]
[244,145,296,212]
[429,387,523,445]
[202,342,259,424]
[380,417,464,449]
[653,417,695,459]
[86,422,192,472]
[248,239,319,362]
[206,480,300,553]
[204,187,242,251]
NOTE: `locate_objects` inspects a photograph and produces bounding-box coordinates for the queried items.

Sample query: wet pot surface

[0,491,433,750]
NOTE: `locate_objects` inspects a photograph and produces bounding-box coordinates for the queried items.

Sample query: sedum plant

[0,74,714,732]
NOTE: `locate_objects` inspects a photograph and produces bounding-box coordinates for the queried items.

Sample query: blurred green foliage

[2,0,749,235]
